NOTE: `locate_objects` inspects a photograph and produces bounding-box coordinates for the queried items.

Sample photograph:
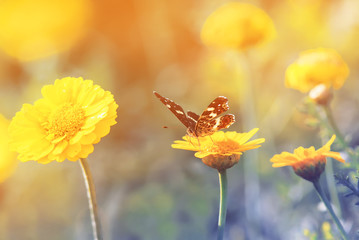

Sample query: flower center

[204,139,239,154]
[44,103,85,140]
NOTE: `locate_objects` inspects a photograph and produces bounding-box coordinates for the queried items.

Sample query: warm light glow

[0,0,92,61]
[201,2,276,50]
[0,114,18,183]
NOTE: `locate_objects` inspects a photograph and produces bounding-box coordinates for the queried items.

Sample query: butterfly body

[154,91,235,137]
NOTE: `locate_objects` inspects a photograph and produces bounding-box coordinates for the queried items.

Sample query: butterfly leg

[209,135,221,148]
[187,135,201,147]
[187,136,195,147]
[210,135,218,145]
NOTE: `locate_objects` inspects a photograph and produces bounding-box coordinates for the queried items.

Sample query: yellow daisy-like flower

[270,135,344,182]
[0,114,18,183]
[285,48,349,93]
[9,77,118,164]
[172,129,265,171]
[201,2,276,51]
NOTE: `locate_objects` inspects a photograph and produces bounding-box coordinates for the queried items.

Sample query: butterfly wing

[154,91,190,128]
[196,114,235,137]
[198,96,230,121]
[195,96,235,136]
[187,111,200,121]
[186,111,199,130]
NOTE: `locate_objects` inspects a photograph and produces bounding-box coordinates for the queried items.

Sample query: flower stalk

[312,179,348,240]
[217,170,228,240]
[321,105,357,162]
[79,158,103,240]
[322,105,346,147]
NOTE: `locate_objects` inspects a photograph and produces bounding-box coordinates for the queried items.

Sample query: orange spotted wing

[154,91,235,137]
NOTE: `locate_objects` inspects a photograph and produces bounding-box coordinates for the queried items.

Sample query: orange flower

[172,129,264,171]
[270,135,344,181]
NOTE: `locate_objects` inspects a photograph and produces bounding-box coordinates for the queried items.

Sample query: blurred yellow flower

[0,0,92,61]
[9,77,118,164]
[322,222,334,240]
[285,48,349,93]
[270,135,344,181]
[201,2,276,51]
[172,129,265,171]
[0,114,18,183]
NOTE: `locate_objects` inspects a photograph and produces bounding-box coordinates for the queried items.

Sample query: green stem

[322,105,357,162]
[312,179,348,240]
[322,105,346,146]
[242,51,261,238]
[79,158,103,240]
[217,170,228,240]
[323,155,342,217]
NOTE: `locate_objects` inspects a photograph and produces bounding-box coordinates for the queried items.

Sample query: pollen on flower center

[44,103,85,140]
[204,139,239,154]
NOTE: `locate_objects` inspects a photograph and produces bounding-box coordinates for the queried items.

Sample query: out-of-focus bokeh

[0,114,17,183]
[1,0,359,239]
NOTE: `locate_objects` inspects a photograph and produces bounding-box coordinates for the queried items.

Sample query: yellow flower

[270,135,344,181]
[322,222,334,240]
[201,2,276,51]
[0,0,92,61]
[9,77,118,164]
[0,114,18,182]
[285,48,349,93]
[172,129,265,171]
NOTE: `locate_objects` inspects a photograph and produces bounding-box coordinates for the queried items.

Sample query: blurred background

[1,0,359,239]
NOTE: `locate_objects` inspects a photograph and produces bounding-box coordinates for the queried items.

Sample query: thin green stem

[242,51,261,238]
[324,155,342,217]
[217,170,228,240]
[322,105,357,162]
[79,158,103,240]
[323,105,346,146]
[312,179,348,240]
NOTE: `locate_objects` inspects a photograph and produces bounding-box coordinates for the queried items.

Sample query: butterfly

[153,91,235,138]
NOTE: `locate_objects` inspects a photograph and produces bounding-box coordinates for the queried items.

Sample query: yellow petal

[320,135,336,152]
[52,140,69,155]
[63,143,81,159]
[322,151,345,163]
[80,133,97,145]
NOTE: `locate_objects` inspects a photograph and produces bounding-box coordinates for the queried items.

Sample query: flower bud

[309,84,333,106]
